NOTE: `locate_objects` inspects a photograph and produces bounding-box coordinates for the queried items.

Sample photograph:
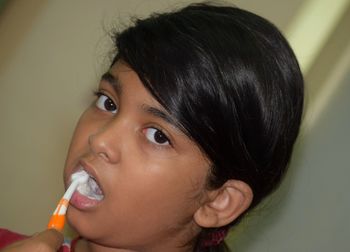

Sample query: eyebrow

[141,104,179,128]
[102,71,181,131]
[101,72,122,94]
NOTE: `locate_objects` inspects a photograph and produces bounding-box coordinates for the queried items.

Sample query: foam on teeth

[77,176,104,201]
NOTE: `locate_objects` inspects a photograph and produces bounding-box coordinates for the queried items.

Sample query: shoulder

[0,228,28,249]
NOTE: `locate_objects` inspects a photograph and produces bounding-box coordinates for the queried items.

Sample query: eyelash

[92,90,173,148]
[143,126,172,147]
[93,90,118,114]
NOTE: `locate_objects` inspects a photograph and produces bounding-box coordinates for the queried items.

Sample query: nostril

[88,134,109,160]
[98,152,109,161]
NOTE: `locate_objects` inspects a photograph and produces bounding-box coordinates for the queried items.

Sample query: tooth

[77,176,104,201]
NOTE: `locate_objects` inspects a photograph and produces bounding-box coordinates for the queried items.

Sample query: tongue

[76,176,104,201]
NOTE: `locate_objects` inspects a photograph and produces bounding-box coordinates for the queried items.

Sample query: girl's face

[64,61,211,251]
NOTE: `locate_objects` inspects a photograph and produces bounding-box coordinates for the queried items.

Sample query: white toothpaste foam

[72,170,104,201]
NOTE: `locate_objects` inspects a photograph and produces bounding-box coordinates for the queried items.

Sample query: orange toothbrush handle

[47,214,65,231]
[47,198,68,231]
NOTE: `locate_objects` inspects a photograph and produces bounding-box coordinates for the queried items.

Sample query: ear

[194,180,253,228]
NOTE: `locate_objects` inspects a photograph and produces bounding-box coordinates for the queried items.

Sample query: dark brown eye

[95,94,117,113]
[144,128,170,145]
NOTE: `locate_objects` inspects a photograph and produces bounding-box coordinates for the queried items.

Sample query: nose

[88,119,124,164]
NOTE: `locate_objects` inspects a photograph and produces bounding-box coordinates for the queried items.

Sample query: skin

[0,229,63,252]
[64,61,213,252]
[1,60,253,252]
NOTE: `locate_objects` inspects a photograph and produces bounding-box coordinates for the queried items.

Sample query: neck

[75,238,195,252]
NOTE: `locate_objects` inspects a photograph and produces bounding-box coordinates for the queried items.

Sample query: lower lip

[70,190,102,210]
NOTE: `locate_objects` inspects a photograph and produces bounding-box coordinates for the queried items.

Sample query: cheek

[108,157,209,222]
[64,110,96,175]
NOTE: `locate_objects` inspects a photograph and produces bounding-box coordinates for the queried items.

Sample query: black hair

[112,2,304,252]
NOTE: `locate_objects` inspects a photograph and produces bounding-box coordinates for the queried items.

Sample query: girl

[0,2,304,252]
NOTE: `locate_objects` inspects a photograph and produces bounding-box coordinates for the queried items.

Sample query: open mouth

[72,170,104,201]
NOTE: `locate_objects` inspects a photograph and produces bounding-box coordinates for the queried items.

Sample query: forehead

[107,61,208,159]
[109,61,158,104]
[108,61,155,103]
[106,61,180,128]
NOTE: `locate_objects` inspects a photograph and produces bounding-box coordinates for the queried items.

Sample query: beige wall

[0,0,349,251]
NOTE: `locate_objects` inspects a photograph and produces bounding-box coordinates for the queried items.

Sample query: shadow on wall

[0,0,8,13]
[0,0,48,74]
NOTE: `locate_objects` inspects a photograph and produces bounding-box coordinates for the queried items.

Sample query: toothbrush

[47,170,89,231]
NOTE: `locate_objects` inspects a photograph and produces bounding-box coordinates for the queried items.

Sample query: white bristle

[71,170,89,183]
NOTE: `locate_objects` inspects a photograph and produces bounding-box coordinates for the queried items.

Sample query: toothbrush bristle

[71,170,89,183]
